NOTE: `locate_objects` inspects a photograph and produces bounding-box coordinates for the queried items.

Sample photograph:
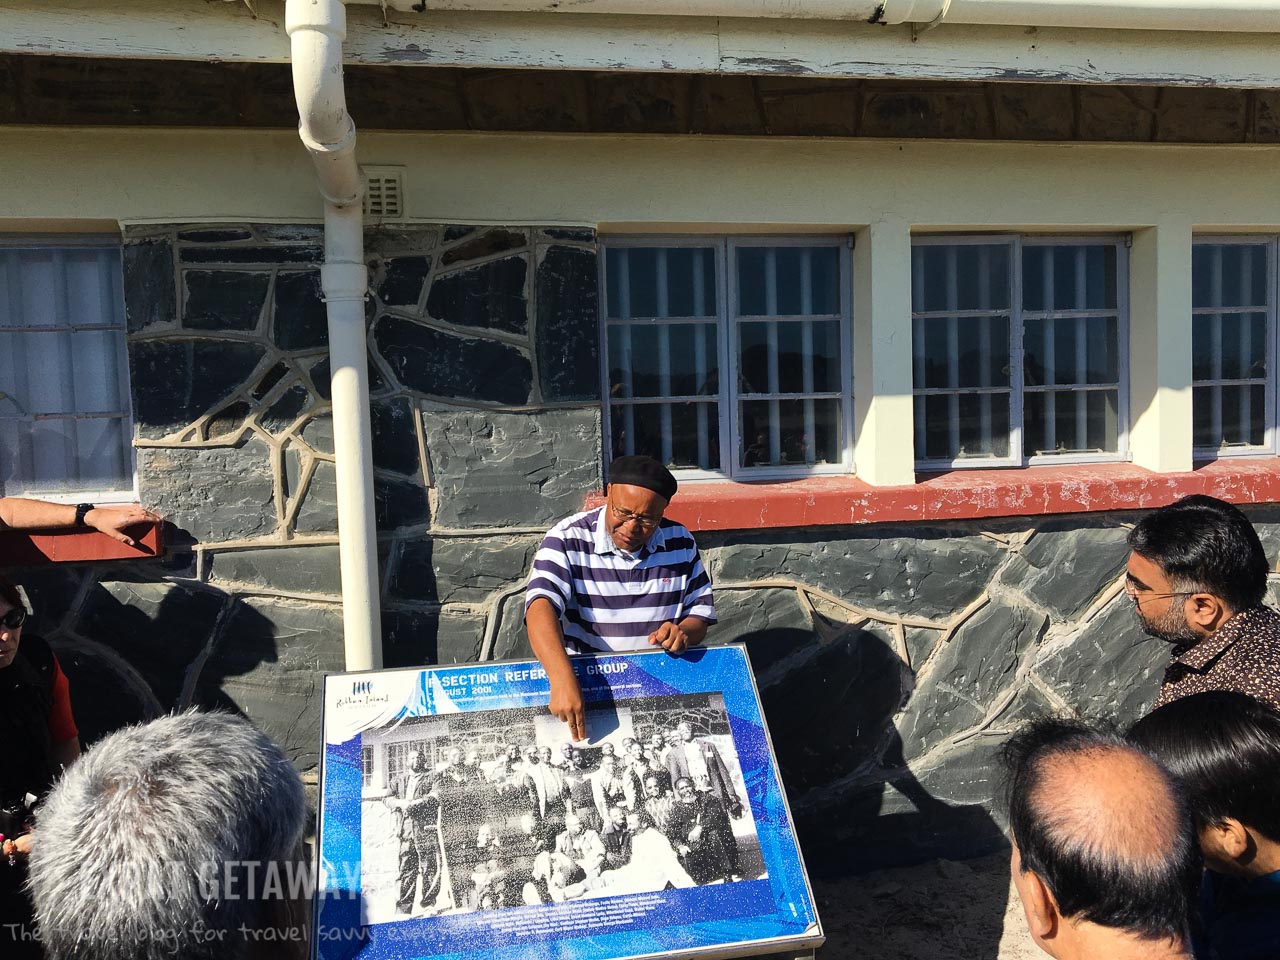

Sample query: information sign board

[314,645,822,960]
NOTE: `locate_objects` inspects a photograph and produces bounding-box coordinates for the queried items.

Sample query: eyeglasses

[1,608,26,629]
[609,503,662,531]
[1122,577,1197,602]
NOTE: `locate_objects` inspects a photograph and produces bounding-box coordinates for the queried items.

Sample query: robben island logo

[336,678,390,709]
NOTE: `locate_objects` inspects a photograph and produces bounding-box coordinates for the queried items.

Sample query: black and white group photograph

[357,692,765,925]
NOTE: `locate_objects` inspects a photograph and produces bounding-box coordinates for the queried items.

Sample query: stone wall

[16,220,1280,873]
[19,221,601,769]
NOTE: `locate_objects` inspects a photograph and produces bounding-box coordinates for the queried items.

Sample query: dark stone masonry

[16,220,1280,874]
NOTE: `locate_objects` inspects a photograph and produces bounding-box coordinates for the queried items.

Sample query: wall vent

[363,167,404,219]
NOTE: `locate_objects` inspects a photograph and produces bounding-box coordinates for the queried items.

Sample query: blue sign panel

[314,645,822,960]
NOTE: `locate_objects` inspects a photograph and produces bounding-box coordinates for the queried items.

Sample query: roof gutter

[345,0,1280,32]
[286,0,383,673]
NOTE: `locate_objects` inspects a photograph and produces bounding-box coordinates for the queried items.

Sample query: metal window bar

[106,254,134,475]
[1211,247,1224,444]
[603,243,727,475]
[912,248,927,454]
[911,237,1020,468]
[692,247,711,466]
[914,235,1126,469]
[3,254,33,484]
[1041,249,1057,453]
[602,236,851,480]
[1240,251,1254,441]
[978,246,993,453]
[944,247,961,457]
[1074,248,1087,450]
[1024,239,1128,462]
[1190,237,1277,458]
[0,243,132,498]
[52,251,82,486]
[656,250,673,464]
[801,249,816,456]
[615,251,637,455]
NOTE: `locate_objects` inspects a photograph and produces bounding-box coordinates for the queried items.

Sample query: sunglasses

[1,608,26,629]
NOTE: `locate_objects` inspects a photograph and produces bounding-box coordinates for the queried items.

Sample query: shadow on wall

[10,548,296,757]
[747,624,1013,957]
[736,626,1010,956]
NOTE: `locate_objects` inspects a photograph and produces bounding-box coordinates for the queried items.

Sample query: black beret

[608,455,677,501]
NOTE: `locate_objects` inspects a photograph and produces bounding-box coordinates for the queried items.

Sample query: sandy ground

[812,853,1041,960]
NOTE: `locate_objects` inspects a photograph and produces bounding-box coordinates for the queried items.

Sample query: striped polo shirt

[525,506,717,653]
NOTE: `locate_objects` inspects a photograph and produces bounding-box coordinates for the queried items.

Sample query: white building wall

[4,127,1278,480]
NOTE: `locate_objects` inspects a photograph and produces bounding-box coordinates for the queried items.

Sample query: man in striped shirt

[525,455,717,740]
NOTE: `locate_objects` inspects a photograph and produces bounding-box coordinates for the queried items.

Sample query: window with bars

[362,745,375,789]
[912,236,1128,468]
[0,239,135,499]
[1192,239,1274,455]
[602,238,853,479]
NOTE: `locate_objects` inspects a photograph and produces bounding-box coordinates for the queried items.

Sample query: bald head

[1003,718,1200,944]
[1034,743,1183,870]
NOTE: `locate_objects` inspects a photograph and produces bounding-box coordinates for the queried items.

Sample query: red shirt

[48,654,78,743]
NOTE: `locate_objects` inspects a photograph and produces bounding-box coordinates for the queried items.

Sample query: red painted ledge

[589,459,1280,533]
[0,516,165,566]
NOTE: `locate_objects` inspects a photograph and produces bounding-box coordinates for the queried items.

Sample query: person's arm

[1,833,34,859]
[648,543,716,654]
[527,597,585,741]
[47,655,81,770]
[54,737,80,770]
[0,498,159,546]
[525,527,586,741]
[648,617,710,654]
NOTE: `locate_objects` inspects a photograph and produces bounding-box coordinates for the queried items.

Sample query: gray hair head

[29,710,308,960]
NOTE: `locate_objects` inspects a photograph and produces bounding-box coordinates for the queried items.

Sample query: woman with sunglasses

[0,573,80,956]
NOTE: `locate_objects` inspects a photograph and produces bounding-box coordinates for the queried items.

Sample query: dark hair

[0,573,22,611]
[1002,717,1201,943]
[1128,494,1268,611]
[1127,692,1280,843]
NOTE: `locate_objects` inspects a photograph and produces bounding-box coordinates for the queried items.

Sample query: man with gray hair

[28,710,310,960]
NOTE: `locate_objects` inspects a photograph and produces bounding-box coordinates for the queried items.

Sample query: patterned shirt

[525,507,716,653]
[1154,605,1280,712]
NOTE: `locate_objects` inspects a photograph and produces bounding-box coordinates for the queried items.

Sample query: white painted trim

[8,1,1280,88]
[853,219,916,486]
[347,0,1280,35]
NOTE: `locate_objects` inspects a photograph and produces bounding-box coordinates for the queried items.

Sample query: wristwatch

[74,502,95,527]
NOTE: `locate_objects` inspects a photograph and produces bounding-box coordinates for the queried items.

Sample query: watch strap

[74,502,95,527]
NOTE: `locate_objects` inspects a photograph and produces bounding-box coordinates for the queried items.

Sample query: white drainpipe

[286,0,382,672]
[345,0,1280,31]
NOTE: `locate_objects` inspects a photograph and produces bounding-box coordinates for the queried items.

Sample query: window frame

[1190,234,1278,461]
[911,233,1131,471]
[0,233,138,504]
[599,234,855,482]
